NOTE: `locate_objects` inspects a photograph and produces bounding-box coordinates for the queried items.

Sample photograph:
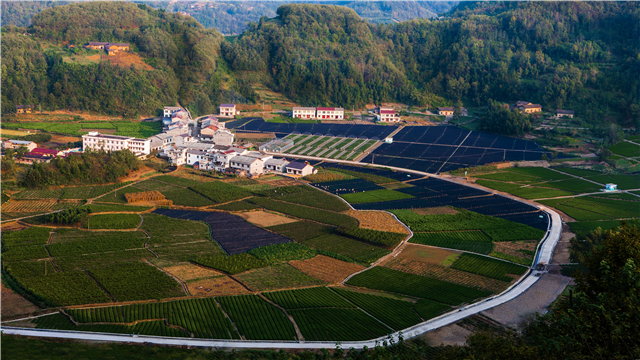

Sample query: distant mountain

[2,1,457,34]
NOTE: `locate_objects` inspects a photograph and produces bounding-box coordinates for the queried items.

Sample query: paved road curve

[2,161,564,349]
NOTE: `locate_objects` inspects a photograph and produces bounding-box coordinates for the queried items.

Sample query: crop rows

[8,270,111,306]
[289,308,390,341]
[2,200,79,213]
[341,189,414,204]
[450,254,528,282]
[568,220,622,238]
[85,214,141,229]
[347,267,491,305]
[47,231,147,257]
[410,231,494,254]
[87,261,185,301]
[189,181,252,204]
[266,221,334,242]
[303,234,390,264]
[217,295,297,340]
[264,287,354,309]
[337,227,406,248]
[265,185,350,212]
[12,189,64,200]
[248,197,359,228]
[193,253,267,274]
[61,182,134,199]
[247,243,317,265]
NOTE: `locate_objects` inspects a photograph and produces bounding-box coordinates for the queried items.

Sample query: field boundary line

[407,242,531,268]
[436,130,472,174]
[213,298,244,340]
[143,259,190,296]
[257,293,305,342]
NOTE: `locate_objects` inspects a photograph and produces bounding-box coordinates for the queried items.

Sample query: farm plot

[47,231,147,257]
[153,209,291,255]
[2,227,51,248]
[61,182,134,199]
[538,196,639,221]
[336,227,406,248]
[3,269,111,306]
[333,288,447,329]
[2,200,81,214]
[87,261,186,301]
[217,294,297,340]
[234,264,326,291]
[212,201,260,211]
[392,209,546,241]
[340,189,414,204]
[30,313,187,337]
[193,254,267,275]
[344,209,410,234]
[410,231,494,254]
[247,243,317,265]
[63,297,240,339]
[346,267,492,305]
[11,189,64,200]
[84,214,140,229]
[266,221,334,242]
[475,180,576,199]
[302,234,390,264]
[187,275,250,297]
[264,287,354,309]
[568,220,622,237]
[238,210,298,227]
[188,181,253,204]
[289,308,391,341]
[311,178,384,195]
[162,262,222,281]
[262,185,350,211]
[303,169,354,183]
[248,197,359,228]
[553,168,639,190]
[609,141,640,157]
[450,254,528,282]
[289,255,365,283]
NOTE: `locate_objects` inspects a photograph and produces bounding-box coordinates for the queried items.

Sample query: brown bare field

[235,132,276,139]
[80,128,117,134]
[0,129,31,136]
[493,241,537,259]
[411,207,459,215]
[187,276,249,296]
[303,169,352,183]
[289,255,365,283]
[383,259,509,293]
[50,134,82,143]
[1,283,40,318]
[168,168,221,182]
[119,166,158,182]
[344,209,409,234]
[1,221,30,231]
[238,211,297,227]
[254,176,300,187]
[162,263,223,282]
[2,200,81,213]
[105,52,155,71]
[379,244,458,267]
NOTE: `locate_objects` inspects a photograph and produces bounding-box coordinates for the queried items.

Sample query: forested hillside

[223,2,639,124]
[1,2,239,117]
[2,1,639,126]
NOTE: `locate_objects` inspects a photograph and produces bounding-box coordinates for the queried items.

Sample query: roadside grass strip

[475,179,576,199]
[332,288,424,330]
[218,294,297,340]
[84,214,140,229]
[450,253,527,282]
[88,261,186,301]
[346,267,491,305]
[264,287,355,309]
[288,308,391,341]
[340,189,414,204]
[410,231,494,254]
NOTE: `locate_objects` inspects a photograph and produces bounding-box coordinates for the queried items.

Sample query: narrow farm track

[2,161,564,349]
[143,259,190,296]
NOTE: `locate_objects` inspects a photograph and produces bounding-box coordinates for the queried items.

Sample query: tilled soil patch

[289,255,365,284]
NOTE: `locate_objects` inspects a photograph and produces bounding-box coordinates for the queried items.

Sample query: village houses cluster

[80,104,315,178]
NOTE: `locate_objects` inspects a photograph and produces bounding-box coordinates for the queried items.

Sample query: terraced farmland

[281,134,379,160]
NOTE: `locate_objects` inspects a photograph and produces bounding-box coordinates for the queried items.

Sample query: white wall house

[219,104,237,118]
[264,158,289,173]
[186,149,208,166]
[212,130,234,147]
[316,107,344,120]
[230,155,264,176]
[285,161,316,177]
[379,110,401,122]
[163,106,183,118]
[292,107,316,119]
[82,132,151,155]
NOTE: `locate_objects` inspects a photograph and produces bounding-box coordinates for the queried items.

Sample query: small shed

[605,183,617,191]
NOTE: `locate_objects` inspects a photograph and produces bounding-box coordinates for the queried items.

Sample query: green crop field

[475,172,541,183]
[347,267,492,305]
[340,189,414,204]
[193,253,266,274]
[87,261,185,301]
[2,227,51,248]
[248,243,317,265]
[61,182,134,200]
[84,214,140,229]
[264,287,355,309]
[508,167,571,181]
[392,209,546,241]
[609,141,640,157]
[568,220,623,237]
[189,181,253,204]
[475,179,576,199]
[47,231,147,257]
[332,288,423,330]
[32,313,189,337]
[266,221,334,241]
[212,200,260,211]
[337,227,406,248]
[217,295,297,340]
[332,168,396,184]
[450,254,528,282]
[289,308,391,341]
[410,231,494,254]
[249,197,358,228]
[153,175,200,187]
[303,234,390,264]
[234,264,326,291]
[539,196,639,221]
[11,189,64,200]
[264,185,350,211]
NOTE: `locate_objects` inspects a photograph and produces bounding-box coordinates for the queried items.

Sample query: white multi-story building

[219,104,237,118]
[163,106,183,118]
[292,107,316,119]
[316,107,344,120]
[230,155,264,176]
[82,132,151,156]
[379,110,401,122]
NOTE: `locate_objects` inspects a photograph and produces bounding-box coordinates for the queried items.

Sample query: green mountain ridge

[2,1,639,126]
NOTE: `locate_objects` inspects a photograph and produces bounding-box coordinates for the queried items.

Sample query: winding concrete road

[2,159,564,349]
